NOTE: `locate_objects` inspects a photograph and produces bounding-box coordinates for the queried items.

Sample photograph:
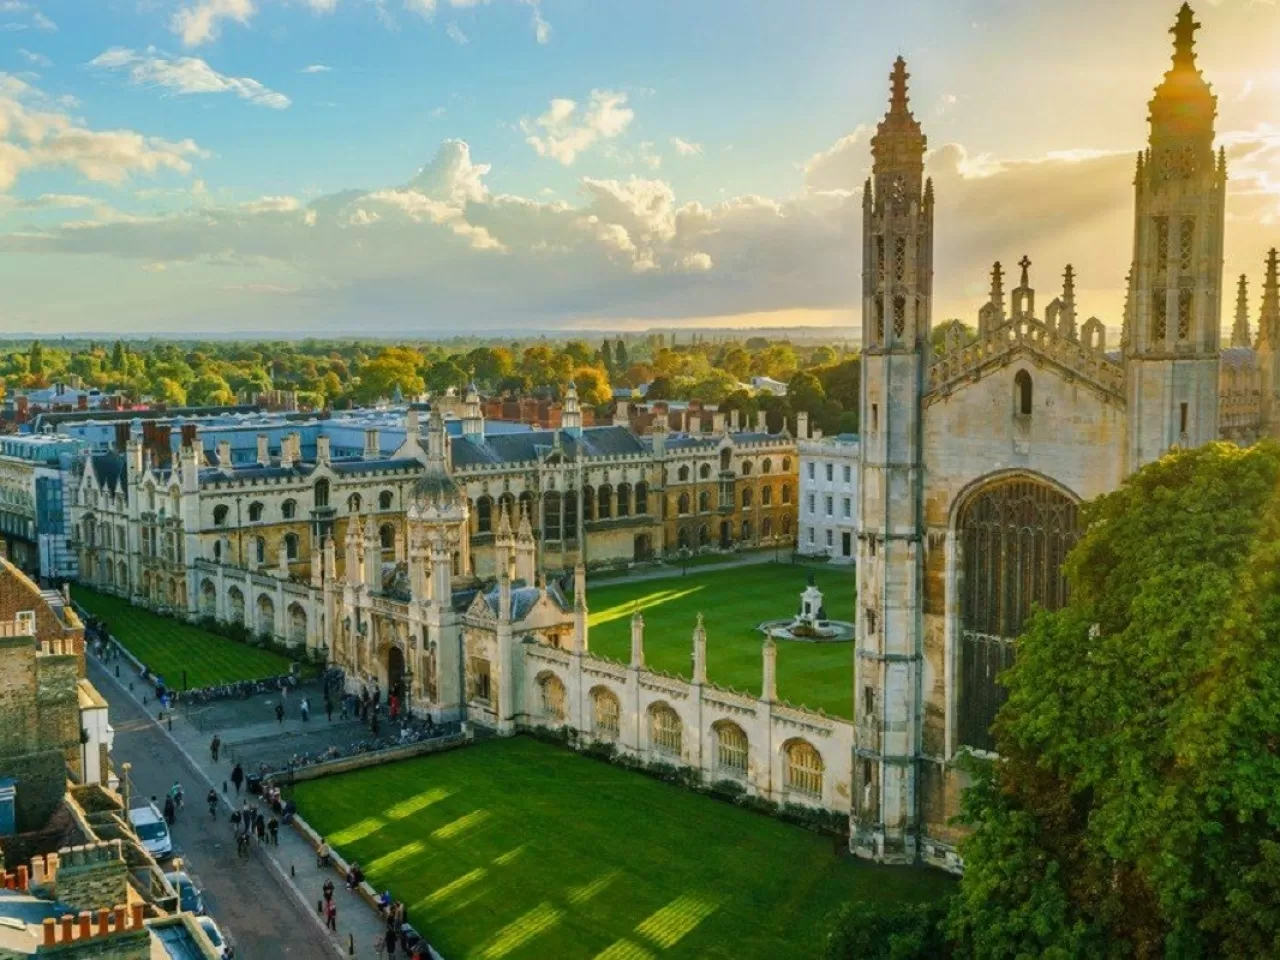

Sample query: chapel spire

[1230,274,1251,348]
[1259,249,1280,351]
[870,56,926,192]
[1148,3,1216,156]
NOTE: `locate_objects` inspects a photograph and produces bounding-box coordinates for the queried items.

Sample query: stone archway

[386,644,406,703]
[719,520,731,549]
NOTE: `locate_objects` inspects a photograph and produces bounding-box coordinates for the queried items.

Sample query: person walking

[231,762,244,796]
[207,788,218,820]
[300,697,310,722]
[254,812,266,845]
[268,814,279,845]
[210,734,221,763]
[325,898,337,933]
[325,695,333,721]
[384,924,398,958]
[162,794,176,827]
[275,702,284,725]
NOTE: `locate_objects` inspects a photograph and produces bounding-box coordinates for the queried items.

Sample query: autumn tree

[356,347,425,403]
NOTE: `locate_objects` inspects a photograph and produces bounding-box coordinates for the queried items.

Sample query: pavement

[89,656,401,959]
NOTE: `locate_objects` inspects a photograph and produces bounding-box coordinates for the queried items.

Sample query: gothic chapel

[853,4,1275,867]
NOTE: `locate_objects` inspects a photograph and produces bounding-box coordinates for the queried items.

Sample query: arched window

[782,514,792,535]
[762,486,772,506]
[227,587,245,625]
[697,524,709,547]
[785,740,824,799]
[314,478,330,508]
[649,703,682,758]
[741,460,753,475]
[543,491,562,541]
[284,533,299,560]
[678,465,690,482]
[634,482,648,515]
[248,501,264,522]
[597,485,612,520]
[281,499,297,519]
[741,487,753,508]
[762,517,773,538]
[581,486,594,522]
[379,490,394,511]
[347,493,362,513]
[678,527,691,550]
[782,457,791,472]
[563,491,579,540]
[213,505,229,526]
[379,523,395,549]
[253,536,266,566]
[212,541,222,562]
[592,688,621,739]
[714,722,748,775]
[476,496,493,534]
[781,483,792,504]
[616,483,631,518]
[698,491,710,513]
[1015,370,1033,417]
[677,493,691,515]
[957,476,1080,751]
[762,457,772,474]
[741,519,752,540]
[720,448,731,472]
[538,673,566,723]
[699,463,711,480]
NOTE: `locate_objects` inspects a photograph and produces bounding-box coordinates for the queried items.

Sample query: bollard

[290,863,295,878]
[348,933,355,955]
[167,715,173,732]
[115,665,119,678]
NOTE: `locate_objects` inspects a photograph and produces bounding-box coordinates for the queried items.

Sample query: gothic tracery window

[650,703,682,758]
[875,237,885,287]
[892,296,907,340]
[1152,289,1168,343]
[715,722,748,775]
[1154,216,1169,271]
[1177,288,1194,341]
[1179,218,1195,273]
[893,237,906,283]
[957,477,1081,752]
[785,740,824,799]
[593,688,620,739]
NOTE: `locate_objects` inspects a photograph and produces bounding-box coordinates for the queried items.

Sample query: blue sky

[1,0,1279,335]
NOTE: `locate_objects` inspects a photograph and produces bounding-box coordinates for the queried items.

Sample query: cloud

[0,71,206,191]
[171,0,255,47]
[30,9,51,30]
[18,48,50,68]
[522,0,550,43]
[671,137,703,157]
[802,125,869,192]
[301,64,332,74]
[445,21,467,44]
[522,90,634,165]
[91,48,291,110]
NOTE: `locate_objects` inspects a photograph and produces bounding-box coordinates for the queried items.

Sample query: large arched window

[678,465,690,482]
[543,491,562,541]
[253,536,266,566]
[284,533,299,560]
[677,493,691,515]
[378,490,394,511]
[581,486,594,522]
[379,523,395,549]
[314,478,330,508]
[347,493,362,513]
[248,501,264,522]
[1014,370,1033,417]
[698,491,710,513]
[634,482,648,515]
[720,448,731,472]
[699,463,711,480]
[784,740,824,799]
[616,483,631,518]
[592,687,620,740]
[213,505,229,526]
[476,496,493,534]
[594,485,611,520]
[281,499,297,519]
[714,721,748,775]
[649,703,682,758]
[741,487,753,508]
[781,483,792,504]
[762,486,772,506]
[762,457,773,474]
[957,476,1080,751]
[538,673,566,723]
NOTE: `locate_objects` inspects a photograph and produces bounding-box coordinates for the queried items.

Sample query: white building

[798,426,859,564]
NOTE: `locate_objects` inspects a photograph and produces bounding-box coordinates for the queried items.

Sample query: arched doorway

[633,533,651,562]
[386,644,406,703]
[956,474,1080,751]
[719,521,731,549]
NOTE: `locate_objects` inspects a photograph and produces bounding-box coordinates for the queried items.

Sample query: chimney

[77,394,88,411]
[180,423,197,448]
[796,411,810,440]
[113,422,130,452]
[216,440,232,469]
[280,432,299,468]
[154,424,172,467]
[755,410,767,432]
[256,434,270,467]
[363,428,380,460]
[316,435,331,465]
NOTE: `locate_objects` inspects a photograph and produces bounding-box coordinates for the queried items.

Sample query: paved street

[89,657,340,960]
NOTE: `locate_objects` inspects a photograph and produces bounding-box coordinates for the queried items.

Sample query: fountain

[758,571,855,643]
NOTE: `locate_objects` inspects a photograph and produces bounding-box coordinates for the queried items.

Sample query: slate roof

[449,425,647,467]
[90,452,128,497]
[663,431,778,451]
[463,580,571,620]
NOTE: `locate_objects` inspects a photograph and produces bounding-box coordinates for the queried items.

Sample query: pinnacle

[1171,3,1199,68]
[889,57,910,113]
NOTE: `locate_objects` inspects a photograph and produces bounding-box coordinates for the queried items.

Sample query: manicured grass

[293,737,951,960]
[73,586,295,688]
[585,563,855,718]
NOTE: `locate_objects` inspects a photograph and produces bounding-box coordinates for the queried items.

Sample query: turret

[462,385,484,441]
[629,611,645,668]
[761,636,777,702]
[691,613,707,685]
[515,502,536,584]
[1230,274,1251,348]
[572,561,588,654]
[561,382,583,437]
[363,514,380,589]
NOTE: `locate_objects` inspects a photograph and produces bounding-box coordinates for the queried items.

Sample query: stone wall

[49,840,129,914]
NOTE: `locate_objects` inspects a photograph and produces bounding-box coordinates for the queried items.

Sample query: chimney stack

[256,434,270,467]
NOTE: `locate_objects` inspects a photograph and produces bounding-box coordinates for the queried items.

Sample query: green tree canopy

[357,347,425,403]
[949,442,1280,958]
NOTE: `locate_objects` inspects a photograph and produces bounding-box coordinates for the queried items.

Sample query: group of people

[229,797,278,854]
[311,846,433,959]
[153,781,184,827]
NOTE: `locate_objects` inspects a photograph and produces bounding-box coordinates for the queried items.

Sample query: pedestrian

[207,788,218,819]
[254,812,266,845]
[370,713,380,737]
[210,734,221,763]
[281,680,288,705]
[325,898,337,932]
[323,878,335,904]
[163,794,175,827]
[384,925,398,957]
[325,695,333,721]
[268,814,279,845]
[340,695,349,721]
[300,697,310,722]
[275,702,284,725]
[231,762,244,796]
[389,693,398,721]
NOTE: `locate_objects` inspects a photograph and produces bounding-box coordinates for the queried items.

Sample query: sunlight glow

[431,808,492,839]
[493,844,527,866]
[328,816,385,845]
[634,893,721,949]
[423,867,488,906]
[568,869,622,905]
[368,840,425,873]
[593,939,658,960]
[478,902,566,959]
[590,586,704,628]
[385,787,453,820]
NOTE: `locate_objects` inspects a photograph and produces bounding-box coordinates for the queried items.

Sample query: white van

[129,803,173,860]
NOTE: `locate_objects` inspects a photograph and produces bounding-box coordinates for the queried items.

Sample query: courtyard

[74,586,298,688]
[292,737,950,960]
[584,562,855,718]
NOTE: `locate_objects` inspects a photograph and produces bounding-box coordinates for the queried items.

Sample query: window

[762,458,772,474]
[468,657,491,702]
[597,485,612,520]
[871,404,879,433]
[826,529,834,548]
[781,484,791,504]
[347,493,362,513]
[742,461,752,476]
[380,524,395,549]
[782,457,791,472]
[678,465,690,482]
[1180,402,1189,436]
[893,296,906,339]
[807,462,815,480]
[678,493,691,515]
[635,482,649,515]
[281,499,297,520]
[720,448,732,472]
[742,487,753,508]
[284,533,299,560]
[1155,216,1169,269]
[808,527,815,544]
[763,517,773,538]
[782,514,792,535]
[213,505,229,526]
[1179,217,1195,273]
[715,723,748,775]
[842,531,852,556]
[253,536,266,566]
[807,493,815,515]
[741,518,752,541]
[476,496,493,534]
[1015,370,1033,417]
[248,501,264,522]
[698,491,710,512]
[650,703,682,758]
[785,741,824,799]
[379,490,394,511]
[616,483,631,518]
[538,674,566,723]
[1152,288,1168,342]
[893,236,906,282]
[825,463,834,482]
[699,464,711,480]
[762,486,772,506]
[842,497,851,518]
[843,465,852,484]
[863,685,874,716]
[825,496,834,516]
[593,689,621,739]
[1177,288,1193,341]
[314,478,330,509]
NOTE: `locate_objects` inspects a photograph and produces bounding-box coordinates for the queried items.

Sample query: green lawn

[293,737,950,960]
[73,586,295,688]
[585,563,855,718]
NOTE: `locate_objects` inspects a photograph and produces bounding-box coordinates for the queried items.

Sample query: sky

[0,0,1279,337]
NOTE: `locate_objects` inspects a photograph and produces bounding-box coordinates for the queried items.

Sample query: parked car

[128,803,172,860]
[164,870,205,916]
[196,915,224,947]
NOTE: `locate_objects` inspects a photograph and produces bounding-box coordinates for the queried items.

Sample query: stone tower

[852,57,932,864]
[1255,249,1280,432]
[1125,3,1225,469]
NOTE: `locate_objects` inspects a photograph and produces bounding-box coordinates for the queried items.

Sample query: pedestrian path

[93,655,399,959]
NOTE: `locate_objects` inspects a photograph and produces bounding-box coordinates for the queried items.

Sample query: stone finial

[762,635,777,702]
[888,56,909,114]
[1017,254,1032,289]
[1259,249,1280,351]
[1060,264,1078,342]
[629,610,645,668]
[989,261,1005,311]
[692,613,707,685]
[1170,2,1199,69]
[1231,273,1251,348]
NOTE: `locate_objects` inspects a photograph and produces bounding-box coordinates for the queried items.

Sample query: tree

[424,360,467,395]
[465,347,514,387]
[356,347,425,403]
[152,377,187,406]
[188,373,235,406]
[752,344,798,380]
[563,340,596,368]
[614,339,628,370]
[809,345,839,368]
[599,339,614,374]
[687,368,740,404]
[572,366,612,407]
[930,322,975,355]
[28,341,43,377]
[645,376,673,401]
[721,347,751,382]
[949,442,1280,958]
[825,900,952,960]
[111,340,126,371]
[787,371,826,424]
